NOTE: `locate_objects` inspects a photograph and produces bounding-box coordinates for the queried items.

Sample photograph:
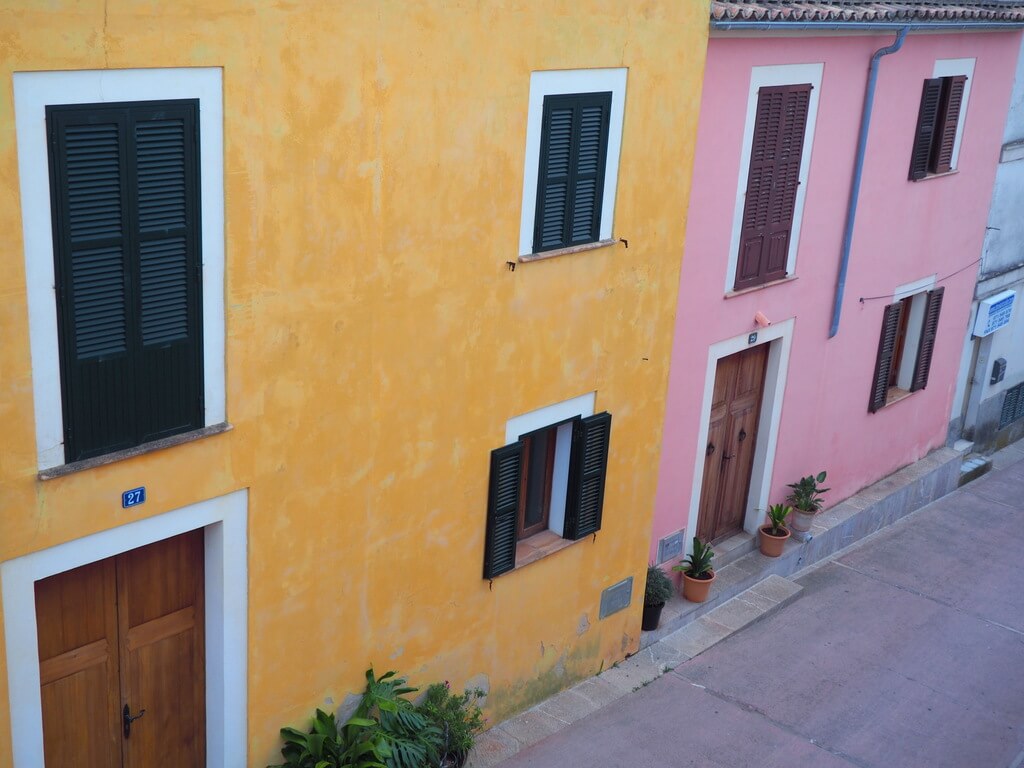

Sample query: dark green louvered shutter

[532,92,612,253]
[48,100,203,462]
[909,79,944,180]
[910,287,944,392]
[483,442,524,579]
[564,412,612,540]
[868,302,905,413]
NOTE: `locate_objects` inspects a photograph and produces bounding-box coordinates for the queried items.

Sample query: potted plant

[642,564,674,631]
[759,503,792,557]
[672,537,716,603]
[786,471,830,535]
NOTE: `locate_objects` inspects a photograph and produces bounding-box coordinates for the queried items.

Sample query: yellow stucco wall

[0,1,709,763]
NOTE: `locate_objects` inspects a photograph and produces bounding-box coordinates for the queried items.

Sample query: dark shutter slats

[533,92,611,253]
[564,412,612,540]
[48,100,203,462]
[483,442,524,579]
[869,302,905,413]
[910,287,944,392]
[933,76,966,174]
[735,84,810,290]
[909,78,944,180]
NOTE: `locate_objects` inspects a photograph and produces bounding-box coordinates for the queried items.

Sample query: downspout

[829,27,909,338]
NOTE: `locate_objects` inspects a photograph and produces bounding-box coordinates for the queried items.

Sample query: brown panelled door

[697,345,769,543]
[35,530,205,767]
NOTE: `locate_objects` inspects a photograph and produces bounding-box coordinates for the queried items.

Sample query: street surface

[498,454,1024,767]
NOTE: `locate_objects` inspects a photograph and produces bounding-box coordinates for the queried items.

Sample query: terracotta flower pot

[759,525,790,557]
[641,601,665,631]
[681,570,716,603]
[789,509,816,533]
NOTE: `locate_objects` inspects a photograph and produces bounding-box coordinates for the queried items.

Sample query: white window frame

[725,63,823,294]
[505,392,595,537]
[1,490,248,768]
[892,275,937,391]
[13,68,226,471]
[518,69,627,257]
[932,58,975,171]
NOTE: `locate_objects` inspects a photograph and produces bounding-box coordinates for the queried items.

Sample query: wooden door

[697,345,769,543]
[35,530,205,768]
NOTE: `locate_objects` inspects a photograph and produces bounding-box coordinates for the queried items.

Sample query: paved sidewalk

[492,445,1024,768]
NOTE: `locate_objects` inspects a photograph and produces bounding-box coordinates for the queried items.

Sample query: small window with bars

[999,382,1024,429]
[909,75,968,180]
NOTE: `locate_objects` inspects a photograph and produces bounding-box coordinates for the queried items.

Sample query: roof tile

[711,1,1024,23]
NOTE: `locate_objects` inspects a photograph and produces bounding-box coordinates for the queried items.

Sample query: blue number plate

[122,487,146,508]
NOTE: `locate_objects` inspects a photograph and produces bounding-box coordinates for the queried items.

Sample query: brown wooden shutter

[933,76,966,174]
[483,442,523,579]
[909,79,944,180]
[869,302,905,413]
[564,412,612,540]
[735,84,811,290]
[910,287,944,392]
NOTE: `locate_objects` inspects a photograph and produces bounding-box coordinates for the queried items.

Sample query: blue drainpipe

[829,27,909,338]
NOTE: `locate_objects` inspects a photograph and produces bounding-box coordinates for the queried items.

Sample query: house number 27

[121,487,146,508]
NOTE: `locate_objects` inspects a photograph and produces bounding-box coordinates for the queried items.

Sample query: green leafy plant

[356,669,443,768]
[418,682,486,765]
[268,708,386,768]
[644,564,674,606]
[673,537,715,579]
[268,668,443,768]
[786,471,830,513]
[764,503,792,536]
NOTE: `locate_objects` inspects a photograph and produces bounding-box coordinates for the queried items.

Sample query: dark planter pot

[440,751,468,768]
[641,601,665,631]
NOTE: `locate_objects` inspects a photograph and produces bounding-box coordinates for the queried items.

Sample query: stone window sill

[725,274,798,299]
[518,238,618,264]
[38,423,232,481]
[912,169,959,183]
[883,387,915,408]
[514,529,583,569]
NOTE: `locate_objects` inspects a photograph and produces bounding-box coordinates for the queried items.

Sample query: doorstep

[639,445,962,651]
[467,575,803,768]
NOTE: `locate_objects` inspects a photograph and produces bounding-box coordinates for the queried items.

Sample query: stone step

[959,454,992,486]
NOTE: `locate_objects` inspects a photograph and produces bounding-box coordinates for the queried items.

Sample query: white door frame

[1,490,248,767]
[683,319,794,552]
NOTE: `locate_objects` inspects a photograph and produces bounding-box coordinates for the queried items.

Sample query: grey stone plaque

[599,576,633,619]
[657,530,685,563]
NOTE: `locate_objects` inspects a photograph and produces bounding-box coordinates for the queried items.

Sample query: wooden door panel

[36,530,205,768]
[123,618,204,767]
[35,558,121,768]
[697,345,769,543]
[118,530,205,768]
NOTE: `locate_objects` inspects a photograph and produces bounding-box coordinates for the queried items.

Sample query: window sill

[38,423,233,481]
[514,529,582,569]
[911,169,959,183]
[518,238,618,264]
[883,387,915,408]
[725,274,798,299]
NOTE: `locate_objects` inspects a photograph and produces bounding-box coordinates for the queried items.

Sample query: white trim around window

[13,67,226,471]
[505,392,596,537]
[932,58,975,171]
[725,63,823,294]
[518,68,627,258]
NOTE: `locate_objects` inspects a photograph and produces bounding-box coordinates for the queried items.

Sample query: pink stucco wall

[651,31,1022,560]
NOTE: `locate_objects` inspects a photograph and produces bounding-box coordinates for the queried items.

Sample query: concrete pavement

[495,446,1024,768]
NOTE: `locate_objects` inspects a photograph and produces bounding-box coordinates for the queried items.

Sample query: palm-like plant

[673,538,715,579]
[764,503,792,536]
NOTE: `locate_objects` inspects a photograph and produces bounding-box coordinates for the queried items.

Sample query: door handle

[123,704,146,738]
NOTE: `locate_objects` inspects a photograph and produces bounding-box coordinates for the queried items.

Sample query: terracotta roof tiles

[711,1,1024,23]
